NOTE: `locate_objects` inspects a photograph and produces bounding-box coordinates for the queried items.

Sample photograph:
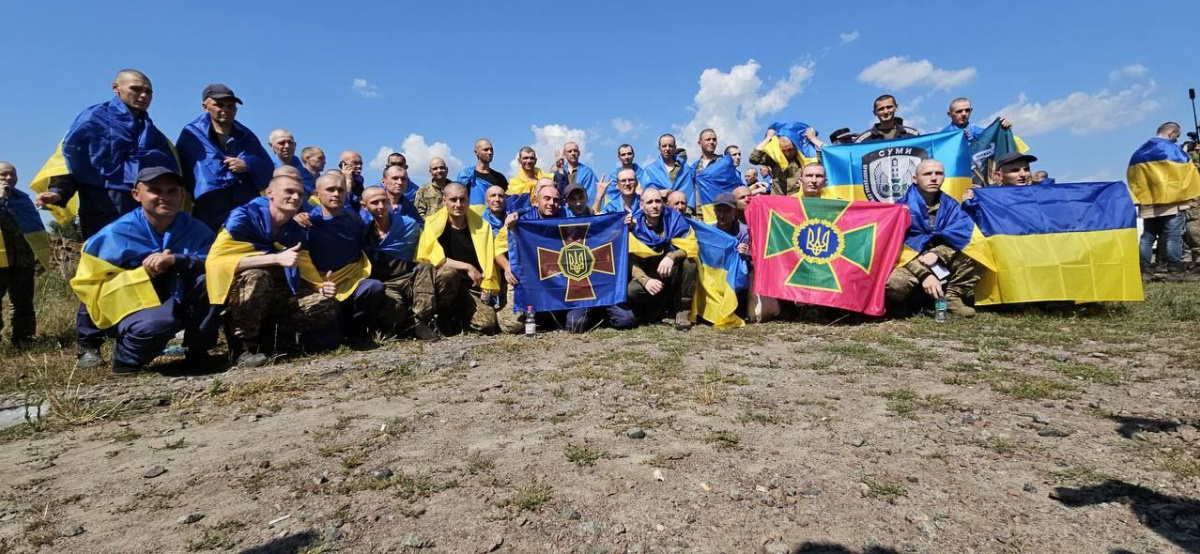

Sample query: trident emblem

[806,226,831,257]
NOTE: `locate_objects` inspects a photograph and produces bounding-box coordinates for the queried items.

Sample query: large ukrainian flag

[967,182,1143,305]
[1126,137,1200,206]
[687,219,747,330]
[0,189,53,271]
[821,129,973,203]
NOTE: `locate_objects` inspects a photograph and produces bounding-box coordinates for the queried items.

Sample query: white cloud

[509,124,591,176]
[611,117,635,135]
[352,78,380,98]
[857,56,976,91]
[989,79,1159,137]
[1109,63,1148,81]
[839,30,859,44]
[677,59,815,160]
[367,134,463,182]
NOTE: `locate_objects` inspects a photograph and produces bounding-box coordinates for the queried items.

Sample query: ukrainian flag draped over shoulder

[821,129,973,203]
[303,208,372,302]
[695,154,743,223]
[898,186,994,271]
[1126,137,1200,206]
[206,197,313,305]
[563,163,600,202]
[628,208,698,259]
[762,121,819,172]
[31,97,179,225]
[507,169,552,214]
[416,207,499,292]
[966,182,1142,304]
[0,189,53,271]
[368,208,422,264]
[686,219,747,330]
[71,210,213,329]
[643,158,697,209]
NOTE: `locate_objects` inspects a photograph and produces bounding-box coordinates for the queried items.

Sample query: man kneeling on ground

[361,187,438,340]
[415,183,500,335]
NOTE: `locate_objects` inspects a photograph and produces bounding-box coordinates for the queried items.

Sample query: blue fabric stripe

[1129,137,1190,165]
[966,182,1136,237]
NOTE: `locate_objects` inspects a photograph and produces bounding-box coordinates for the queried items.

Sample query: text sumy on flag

[967,181,1143,305]
[820,129,972,203]
[747,195,909,316]
[510,212,629,312]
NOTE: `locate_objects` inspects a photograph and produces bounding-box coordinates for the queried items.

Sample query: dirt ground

[0,287,1198,554]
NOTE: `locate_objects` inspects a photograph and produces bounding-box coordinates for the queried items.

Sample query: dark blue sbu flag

[511,213,629,311]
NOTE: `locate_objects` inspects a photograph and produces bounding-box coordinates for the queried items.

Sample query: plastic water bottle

[934,298,948,322]
[524,306,537,337]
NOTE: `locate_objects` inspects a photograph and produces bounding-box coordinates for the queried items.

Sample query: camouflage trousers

[886,251,980,307]
[433,265,497,335]
[377,262,437,332]
[226,268,339,349]
[1185,206,1200,262]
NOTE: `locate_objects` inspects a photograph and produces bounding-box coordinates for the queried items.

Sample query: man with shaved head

[799,163,827,198]
[378,164,421,221]
[338,150,366,201]
[415,156,452,219]
[268,129,315,196]
[626,188,697,331]
[33,69,179,368]
[695,129,720,173]
[732,185,751,223]
[643,134,696,211]
[416,182,500,335]
[666,190,692,218]
[0,161,49,348]
[301,146,325,182]
[361,186,438,341]
[455,138,509,210]
[855,94,919,143]
[553,141,599,203]
[749,128,806,196]
[177,83,274,231]
[482,184,508,234]
[943,97,1013,142]
[886,159,981,317]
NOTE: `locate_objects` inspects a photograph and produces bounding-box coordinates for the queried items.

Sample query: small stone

[249,414,260,422]
[258,460,271,469]
[975,430,992,443]
[560,507,582,520]
[143,466,167,479]
[628,544,645,554]
[653,469,665,482]
[468,360,480,368]
[475,535,504,554]
[1038,428,1071,438]
[324,525,343,543]
[1132,431,1149,441]
[917,520,937,538]
[401,532,433,548]
[578,521,603,535]
[1023,482,1037,493]
[1006,489,1022,497]
[370,468,393,480]
[906,513,930,523]
[654,524,665,532]
[177,513,204,525]
[849,436,867,447]
[313,476,329,485]
[626,427,646,439]
[60,525,85,537]
[611,523,626,535]
[729,489,743,501]
[1032,413,1050,424]
[555,409,568,417]
[762,539,791,554]
[37,460,56,470]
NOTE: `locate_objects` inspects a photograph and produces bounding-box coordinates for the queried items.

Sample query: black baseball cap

[713,192,737,208]
[563,183,586,199]
[136,166,184,186]
[202,83,243,104]
[829,128,854,142]
[995,152,1038,168]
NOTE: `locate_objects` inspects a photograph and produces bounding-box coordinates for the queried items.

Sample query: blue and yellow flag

[0,189,52,271]
[1126,137,1200,206]
[416,207,500,292]
[898,185,995,271]
[821,129,973,203]
[509,212,628,312]
[72,209,213,329]
[761,121,820,173]
[507,168,553,214]
[206,197,313,305]
[687,219,747,330]
[643,157,697,209]
[696,154,743,223]
[966,182,1142,305]
[304,208,373,301]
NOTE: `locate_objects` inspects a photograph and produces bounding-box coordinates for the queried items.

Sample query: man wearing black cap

[177,84,274,231]
[70,167,219,373]
[854,95,920,144]
[562,183,593,217]
[992,152,1037,186]
[828,128,856,145]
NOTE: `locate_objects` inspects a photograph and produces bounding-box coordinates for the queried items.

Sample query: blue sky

[1,0,1196,195]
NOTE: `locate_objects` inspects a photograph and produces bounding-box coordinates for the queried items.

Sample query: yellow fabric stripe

[824,177,973,202]
[1126,160,1200,206]
[508,169,552,196]
[299,253,373,302]
[1014,135,1030,154]
[30,141,79,226]
[416,206,498,291]
[70,251,161,329]
[25,231,53,271]
[698,205,717,224]
[0,232,6,269]
[205,230,266,305]
[692,265,743,329]
[975,228,1142,305]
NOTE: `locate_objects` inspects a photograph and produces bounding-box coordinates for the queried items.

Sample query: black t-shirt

[438,224,481,271]
[474,170,509,192]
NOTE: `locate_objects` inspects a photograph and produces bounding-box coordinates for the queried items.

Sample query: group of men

[0,69,1195,375]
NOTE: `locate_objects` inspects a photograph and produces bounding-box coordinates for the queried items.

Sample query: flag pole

[1189,89,1199,144]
